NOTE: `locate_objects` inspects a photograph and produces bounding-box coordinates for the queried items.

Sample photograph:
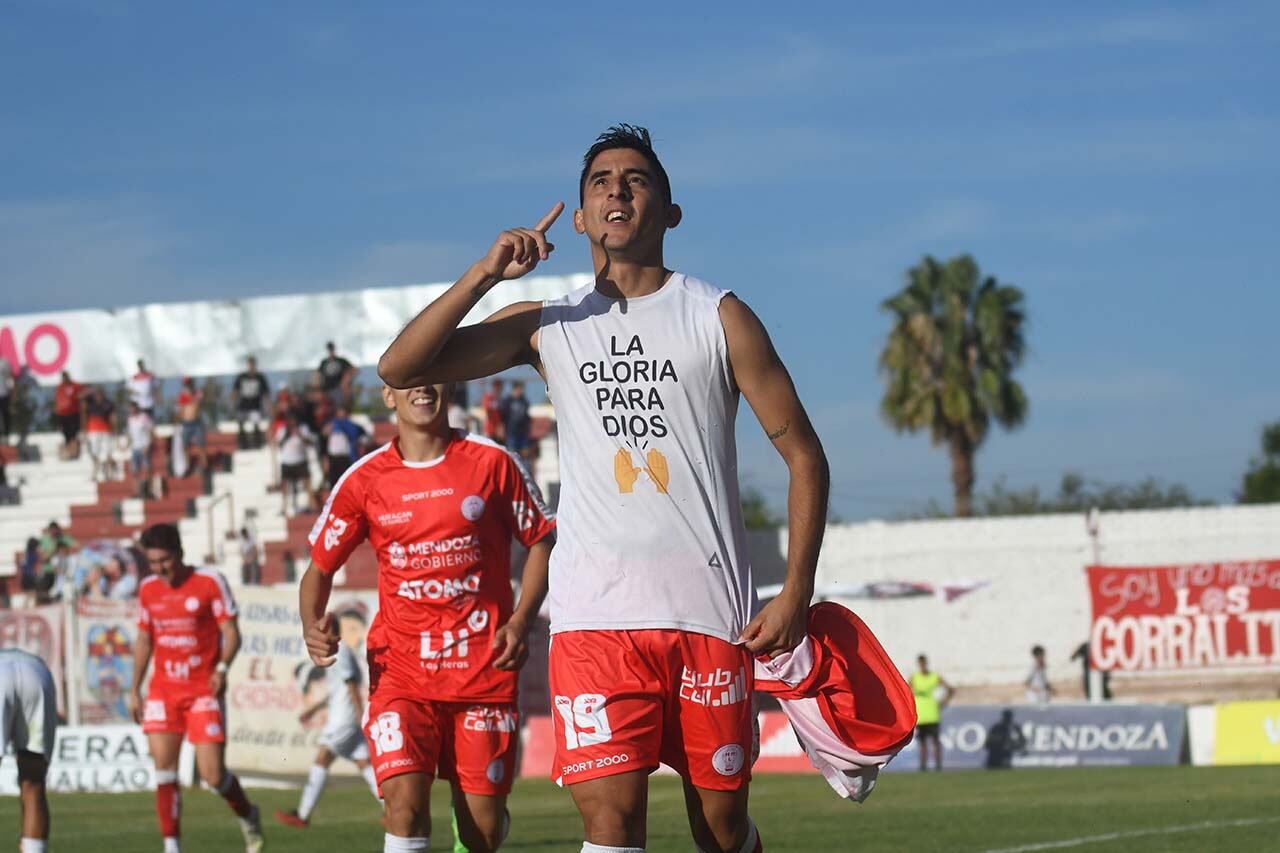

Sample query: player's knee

[580,801,645,846]
[384,793,429,836]
[694,797,750,852]
[457,818,503,852]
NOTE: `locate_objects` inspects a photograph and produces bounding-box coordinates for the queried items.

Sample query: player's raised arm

[378,202,565,388]
[721,295,830,657]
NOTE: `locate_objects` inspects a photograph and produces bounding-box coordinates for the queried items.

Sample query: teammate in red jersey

[128,523,265,853]
[301,381,555,853]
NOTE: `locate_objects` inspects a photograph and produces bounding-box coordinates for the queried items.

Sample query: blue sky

[3,2,1277,519]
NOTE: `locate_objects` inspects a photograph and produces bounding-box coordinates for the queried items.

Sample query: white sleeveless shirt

[538,273,757,642]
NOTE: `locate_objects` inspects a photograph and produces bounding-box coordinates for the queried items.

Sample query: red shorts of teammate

[548,630,754,791]
[141,690,226,743]
[365,696,520,796]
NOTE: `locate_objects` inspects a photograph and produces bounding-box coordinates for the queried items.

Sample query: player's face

[575,148,679,254]
[146,547,182,584]
[382,383,450,430]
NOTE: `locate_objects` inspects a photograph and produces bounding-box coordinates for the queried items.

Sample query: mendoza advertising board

[1086,560,1280,671]
[224,585,376,776]
[0,725,191,795]
[0,274,586,386]
[889,704,1185,770]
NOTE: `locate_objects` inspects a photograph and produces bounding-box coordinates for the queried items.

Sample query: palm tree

[879,254,1028,516]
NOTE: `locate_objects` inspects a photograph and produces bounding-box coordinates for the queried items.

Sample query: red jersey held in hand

[137,568,238,697]
[308,432,555,703]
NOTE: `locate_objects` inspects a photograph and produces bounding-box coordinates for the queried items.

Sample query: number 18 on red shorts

[549,630,753,791]
[364,696,520,796]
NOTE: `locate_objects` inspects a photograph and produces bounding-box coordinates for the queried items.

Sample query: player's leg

[16,751,50,853]
[569,771,649,849]
[381,771,432,850]
[665,632,757,852]
[276,745,336,827]
[189,697,263,851]
[918,727,929,770]
[147,731,185,852]
[443,703,520,851]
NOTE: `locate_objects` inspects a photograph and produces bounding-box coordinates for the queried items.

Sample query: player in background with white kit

[128,523,266,853]
[1,649,58,853]
[378,125,830,853]
[301,381,556,853]
[275,613,380,828]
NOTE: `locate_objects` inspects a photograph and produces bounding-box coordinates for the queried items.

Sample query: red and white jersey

[309,432,555,702]
[137,568,237,696]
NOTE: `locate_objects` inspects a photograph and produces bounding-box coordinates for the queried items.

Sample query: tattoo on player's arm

[767,420,790,441]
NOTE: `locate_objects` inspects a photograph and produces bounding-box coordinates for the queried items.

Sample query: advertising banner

[75,598,140,724]
[0,274,587,386]
[0,725,186,795]
[888,704,1185,771]
[0,603,65,716]
[224,585,376,776]
[1212,700,1280,765]
[1086,561,1280,672]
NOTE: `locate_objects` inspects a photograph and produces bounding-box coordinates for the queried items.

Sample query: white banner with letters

[0,274,588,386]
[0,725,193,795]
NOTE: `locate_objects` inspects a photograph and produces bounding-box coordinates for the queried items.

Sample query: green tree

[1240,421,1280,503]
[740,486,783,530]
[879,254,1029,516]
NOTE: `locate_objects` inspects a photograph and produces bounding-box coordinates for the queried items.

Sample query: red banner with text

[1087,561,1280,672]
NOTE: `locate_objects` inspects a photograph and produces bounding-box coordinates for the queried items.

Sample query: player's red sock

[214,772,253,818]
[155,769,181,839]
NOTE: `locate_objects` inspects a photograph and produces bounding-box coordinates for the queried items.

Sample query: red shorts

[142,689,226,743]
[548,630,753,791]
[365,696,519,796]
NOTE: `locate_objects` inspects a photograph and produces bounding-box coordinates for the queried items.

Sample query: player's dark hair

[1031,644,1045,657]
[579,124,671,206]
[140,522,183,555]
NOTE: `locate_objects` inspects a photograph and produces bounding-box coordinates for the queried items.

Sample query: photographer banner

[0,274,586,386]
[1087,561,1280,672]
[888,703,1185,771]
[75,598,140,724]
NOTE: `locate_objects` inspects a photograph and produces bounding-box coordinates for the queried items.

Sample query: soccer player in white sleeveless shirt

[379,125,829,853]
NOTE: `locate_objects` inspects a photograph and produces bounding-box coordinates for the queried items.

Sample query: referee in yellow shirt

[911,654,955,771]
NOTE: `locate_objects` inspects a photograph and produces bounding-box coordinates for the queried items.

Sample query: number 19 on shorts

[553,693,612,750]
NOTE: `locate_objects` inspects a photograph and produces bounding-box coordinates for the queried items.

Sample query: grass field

[21,766,1278,852]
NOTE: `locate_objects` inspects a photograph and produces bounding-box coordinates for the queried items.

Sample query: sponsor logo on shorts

[205,722,222,737]
[144,700,166,722]
[377,511,414,526]
[461,495,485,521]
[712,744,745,776]
[486,758,505,784]
[680,665,747,707]
[464,706,517,733]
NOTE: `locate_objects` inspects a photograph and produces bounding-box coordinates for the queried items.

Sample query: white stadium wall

[764,503,1280,689]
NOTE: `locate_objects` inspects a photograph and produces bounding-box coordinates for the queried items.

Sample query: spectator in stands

[175,377,207,476]
[501,379,533,461]
[10,366,38,454]
[232,356,270,450]
[481,378,504,442]
[277,415,314,516]
[85,555,138,600]
[240,528,261,586]
[20,538,40,592]
[36,522,76,601]
[1025,645,1053,704]
[127,359,158,417]
[1070,641,1112,701]
[0,352,14,445]
[318,341,355,408]
[54,372,84,461]
[910,655,955,771]
[82,386,117,483]
[299,375,332,436]
[322,406,367,489]
[125,401,155,499]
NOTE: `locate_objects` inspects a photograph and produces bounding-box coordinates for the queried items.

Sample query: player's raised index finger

[535,201,565,233]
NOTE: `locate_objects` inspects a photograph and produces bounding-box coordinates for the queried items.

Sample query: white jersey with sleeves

[323,642,362,735]
[537,273,757,642]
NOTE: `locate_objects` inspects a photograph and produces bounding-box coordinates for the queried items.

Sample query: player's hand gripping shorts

[549,630,753,791]
[364,697,519,796]
[142,690,226,743]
